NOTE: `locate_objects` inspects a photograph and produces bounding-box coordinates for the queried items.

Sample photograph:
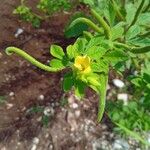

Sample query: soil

[0,1,113,150]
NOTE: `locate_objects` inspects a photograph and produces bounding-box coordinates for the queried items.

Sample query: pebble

[9,92,14,96]
[75,110,81,118]
[31,144,37,150]
[0,52,2,59]
[113,79,125,88]
[72,103,78,109]
[6,103,13,109]
[1,147,6,150]
[43,107,54,116]
[68,95,74,104]
[67,111,78,131]
[38,95,44,101]
[112,139,130,150]
[117,93,128,105]
[33,137,39,144]
[49,144,53,149]
[15,28,24,38]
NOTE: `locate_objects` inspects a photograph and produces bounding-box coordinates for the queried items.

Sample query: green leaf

[143,73,150,83]
[66,45,77,59]
[112,22,124,40]
[50,45,65,59]
[86,36,105,49]
[126,25,141,40]
[87,74,100,87]
[64,12,88,38]
[49,59,65,69]
[104,49,128,64]
[86,46,107,60]
[63,72,74,91]
[130,77,142,87]
[97,72,108,122]
[74,38,88,54]
[125,3,137,25]
[91,61,109,73]
[74,80,86,99]
[103,1,116,27]
[137,13,150,25]
[115,122,150,146]
[128,38,150,47]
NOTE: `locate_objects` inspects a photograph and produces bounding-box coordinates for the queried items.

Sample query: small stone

[75,110,81,118]
[45,133,49,138]
[113,139,130,150]
[9,92,14,96]
[36,116,42,122]
[117,93,128,105]
[0,52,2,59]
[1,147,6,150]
[72,103,78,109]
[33,137,39,144]
[43,107,54,116]
[49,144,53,149]
[38,95,44,101]
[15,28,24,38]
[6,103,13,109]
[31,144,37,150]
[113,79,125,88]
[68,95,74,104]
[136,148,141,150]
[17,142,21,145]
[67,111,78,131]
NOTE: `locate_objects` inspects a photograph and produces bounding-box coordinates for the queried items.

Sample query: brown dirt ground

[0,1,113,150]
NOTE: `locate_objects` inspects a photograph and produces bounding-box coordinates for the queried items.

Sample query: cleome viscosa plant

[5,0,150,123]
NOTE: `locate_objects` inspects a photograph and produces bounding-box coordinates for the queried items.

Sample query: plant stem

[114,42,150,53]
[113,42,131,49]
[110,0,125,21]
[83,31,93,40]
[143,1,150,12]
[131,46,150,53]
[115,122,150,146]
[97,73,108,122]
[127,0,146,30]
[70,17,103,34]
[5,47,59,72]
[90,9,111,39]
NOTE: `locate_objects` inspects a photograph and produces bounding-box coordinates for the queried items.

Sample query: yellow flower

[74,55,91,74]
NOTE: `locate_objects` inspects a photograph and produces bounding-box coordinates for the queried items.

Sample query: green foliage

[14,0,72,27]
[13,5,41,28]
[6,0,150,123]
[42,115,50,127]
[37,0,71,15]
[64,12,89,38]
[0,96,6,104]
[28,106,44,113]
[107,100,150,145]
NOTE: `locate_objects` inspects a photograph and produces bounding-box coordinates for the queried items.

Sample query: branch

[69,17,103,34]
[90,9,111,39]
[5,47,59,72]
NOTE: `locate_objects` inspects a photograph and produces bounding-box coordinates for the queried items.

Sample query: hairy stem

[114,42,150,53]
[5,47,59,72]
[143,1,150,12]
[69,17,103,34]
[127,0,145,30]
[90,9,111,39]
[110,0,125,21]
[131,46,150,53]
[83,31,93,40]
